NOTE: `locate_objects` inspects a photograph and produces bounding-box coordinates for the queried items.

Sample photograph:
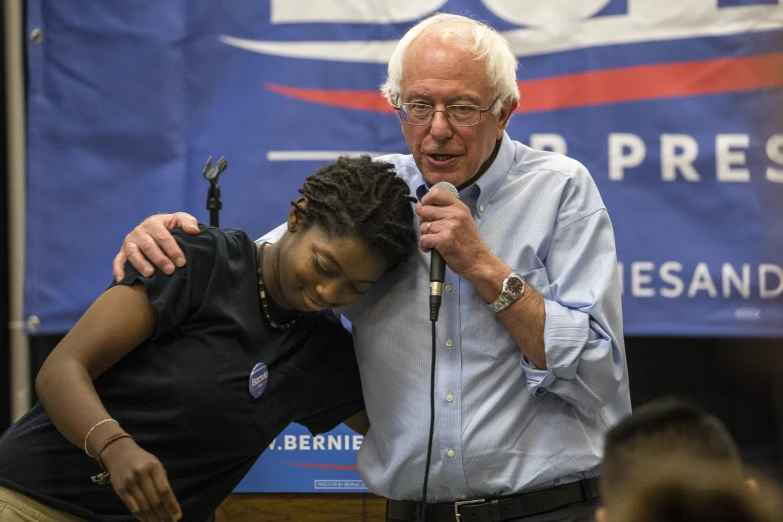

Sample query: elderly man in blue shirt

[114,12,630,522]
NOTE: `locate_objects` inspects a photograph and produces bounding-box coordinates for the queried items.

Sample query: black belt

[386,478,600,522]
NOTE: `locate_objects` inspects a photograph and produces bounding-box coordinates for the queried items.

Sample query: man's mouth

[427,153,457,162]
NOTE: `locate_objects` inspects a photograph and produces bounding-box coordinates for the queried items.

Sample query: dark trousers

[500,498,598,522]
[386,497,599,522]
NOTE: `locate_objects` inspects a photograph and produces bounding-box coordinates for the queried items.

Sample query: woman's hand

[100,438,183,522]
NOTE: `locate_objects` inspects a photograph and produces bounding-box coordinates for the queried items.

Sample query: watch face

[506,276,524,295]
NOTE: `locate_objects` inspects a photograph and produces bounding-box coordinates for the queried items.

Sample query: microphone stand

[202,156,227,522]
[201,156,225,521]
[203,156,228,227]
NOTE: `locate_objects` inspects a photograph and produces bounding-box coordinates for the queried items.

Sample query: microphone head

[431,181,458,198]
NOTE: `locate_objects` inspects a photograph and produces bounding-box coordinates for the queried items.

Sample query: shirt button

[444,284,452,292]
[446,394,454,403]
[445,339,453,348]
[479,205,485,212]
[447,449,455,458]
[461,494,468,501]
[30,28,43,45]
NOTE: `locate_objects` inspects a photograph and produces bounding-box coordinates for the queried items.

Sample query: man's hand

[101,438,183,522]
[113,213,199,282]
[416,188,494,278]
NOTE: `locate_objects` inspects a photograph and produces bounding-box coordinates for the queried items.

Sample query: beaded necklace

[256,242,299,330]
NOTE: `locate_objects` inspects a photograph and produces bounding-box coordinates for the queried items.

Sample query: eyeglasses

[393,95,500,127]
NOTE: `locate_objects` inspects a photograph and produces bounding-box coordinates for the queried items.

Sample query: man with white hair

[115,13,630,522]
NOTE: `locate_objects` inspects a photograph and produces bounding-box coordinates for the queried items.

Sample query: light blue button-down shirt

[261,133,630,502]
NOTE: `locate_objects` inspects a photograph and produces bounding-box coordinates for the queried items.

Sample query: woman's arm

[36,285,155,445]
[343,410,370,436]
[36,284,182,522]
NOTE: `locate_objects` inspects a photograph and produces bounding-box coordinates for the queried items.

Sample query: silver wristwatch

[489,271,525,313]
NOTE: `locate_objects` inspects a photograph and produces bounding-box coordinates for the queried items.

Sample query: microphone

[428,181,458,322]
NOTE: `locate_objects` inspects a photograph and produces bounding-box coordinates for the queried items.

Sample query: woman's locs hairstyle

[291,155,417,269]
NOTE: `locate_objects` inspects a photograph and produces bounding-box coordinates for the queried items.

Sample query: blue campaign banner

[24,0,783,492]
[235,424,368,493]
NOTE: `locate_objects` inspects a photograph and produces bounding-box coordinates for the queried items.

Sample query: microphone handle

[429,251,446,321]
[427,181,457,322]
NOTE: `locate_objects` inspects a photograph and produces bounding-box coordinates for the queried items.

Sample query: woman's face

[277,221,389,312]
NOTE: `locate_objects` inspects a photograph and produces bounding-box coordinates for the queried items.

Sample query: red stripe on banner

[266,83,393,113]
[265,52,783,113]
[279,461,358,470]
[522,52,783,112]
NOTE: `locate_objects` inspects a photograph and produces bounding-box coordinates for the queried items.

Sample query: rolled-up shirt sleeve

[520,207,625,410]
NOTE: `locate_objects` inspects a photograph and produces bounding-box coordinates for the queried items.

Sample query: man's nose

[429,110,453,141]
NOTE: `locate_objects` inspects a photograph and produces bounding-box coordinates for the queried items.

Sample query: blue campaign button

[249,362,269,398]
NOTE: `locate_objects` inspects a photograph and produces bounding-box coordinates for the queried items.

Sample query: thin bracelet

[96,432,133,470]
[84,419,119,457]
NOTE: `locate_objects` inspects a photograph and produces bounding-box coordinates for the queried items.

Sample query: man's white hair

[380,13,520,116]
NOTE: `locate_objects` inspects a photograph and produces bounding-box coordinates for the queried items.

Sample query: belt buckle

[454,498,485,522]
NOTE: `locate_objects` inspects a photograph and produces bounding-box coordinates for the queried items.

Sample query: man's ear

[595,506,609,522]
[495,98,518,140]
[287,196,308,232]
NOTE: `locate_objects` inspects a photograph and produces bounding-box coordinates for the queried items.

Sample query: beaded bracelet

[95,432,133,470]
[84,418,119,457]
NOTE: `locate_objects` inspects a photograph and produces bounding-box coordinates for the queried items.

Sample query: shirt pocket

[252,362,313,438]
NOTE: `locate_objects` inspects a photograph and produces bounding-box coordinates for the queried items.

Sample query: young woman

[0,156,417,522]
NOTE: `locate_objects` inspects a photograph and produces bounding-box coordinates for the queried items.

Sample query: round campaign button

[249,362,269,398]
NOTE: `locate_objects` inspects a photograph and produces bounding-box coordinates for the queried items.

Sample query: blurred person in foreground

[597,397,772,522]
[599,460,783,522]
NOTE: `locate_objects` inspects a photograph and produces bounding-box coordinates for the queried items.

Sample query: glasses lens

[400,103,433,124]
[447,106,479,125]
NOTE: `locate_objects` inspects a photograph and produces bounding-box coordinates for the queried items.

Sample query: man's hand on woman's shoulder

[113,212,200,282]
